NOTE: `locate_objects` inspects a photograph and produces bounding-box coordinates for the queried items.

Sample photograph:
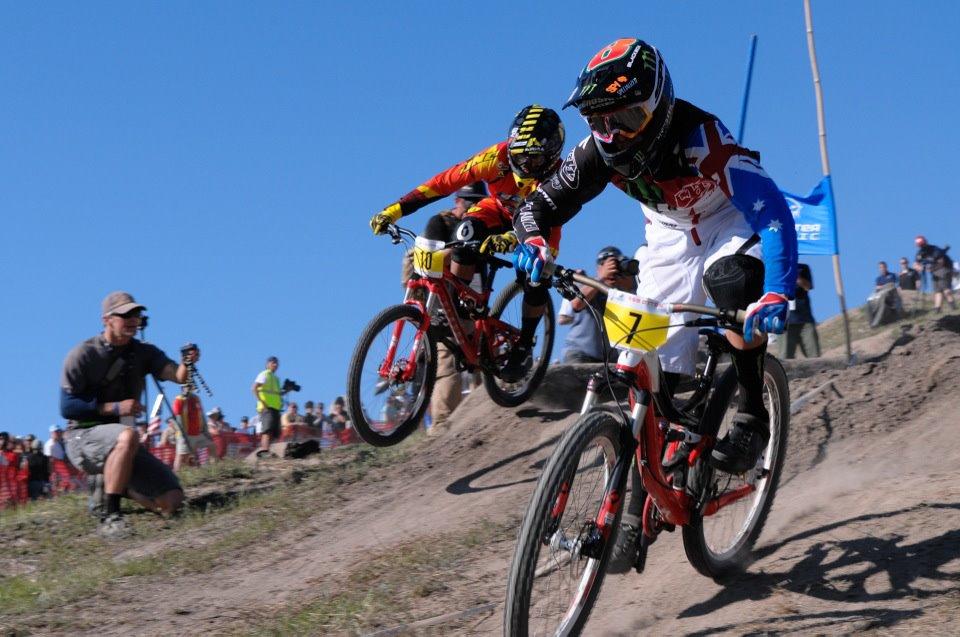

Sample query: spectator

[2,435,19,469]
[237,416,250,434]
[252,356,290,457]
[780,263,821,359]
[44,425,68,461]
[159,417,179,447]
[25,440,51,501]
[897,257,923,314]
[281,402,303,438]
[328,396,349,433]
[59,291,191,536]
[558,246,637,363]
[173,388,218,471]
[915,236,957,313]
[206,407,232,434]
[398,184,487,436]
[302,401,317,428]
[868,261,903,327]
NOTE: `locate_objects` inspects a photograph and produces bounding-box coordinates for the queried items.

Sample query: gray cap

[102,291,146,316]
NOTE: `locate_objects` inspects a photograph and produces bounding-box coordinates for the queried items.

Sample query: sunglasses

[114,309,143,319]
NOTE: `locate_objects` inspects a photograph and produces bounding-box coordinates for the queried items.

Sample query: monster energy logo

[624,177,664,205]
[640,50,656,72]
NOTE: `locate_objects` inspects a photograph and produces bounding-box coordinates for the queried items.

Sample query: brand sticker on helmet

[586,39,637,72]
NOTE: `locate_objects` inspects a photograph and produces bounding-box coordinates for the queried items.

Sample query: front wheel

[346,304,438,447]
[504,411,623,636]
[483,280,555,407]
[682,353,790,579]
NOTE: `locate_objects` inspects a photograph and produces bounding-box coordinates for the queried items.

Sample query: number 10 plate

[603,289,671,353]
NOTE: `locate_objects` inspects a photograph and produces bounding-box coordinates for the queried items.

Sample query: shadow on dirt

[684,607,923,636]
[678,501,960,631]
[445,434,561,495]
[515,407,575,422]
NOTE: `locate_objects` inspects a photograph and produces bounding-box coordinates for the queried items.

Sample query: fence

[0,426,360,510]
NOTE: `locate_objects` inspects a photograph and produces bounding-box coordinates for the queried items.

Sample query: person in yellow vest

[252,356,288,457]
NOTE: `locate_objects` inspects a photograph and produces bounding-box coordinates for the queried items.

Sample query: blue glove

[512,237,553,285]
[743,292,790,343]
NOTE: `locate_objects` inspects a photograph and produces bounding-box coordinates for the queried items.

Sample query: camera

[282,378,301,393]
[612,256,639,276]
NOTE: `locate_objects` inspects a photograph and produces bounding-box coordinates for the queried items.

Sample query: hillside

[2,312,959,636]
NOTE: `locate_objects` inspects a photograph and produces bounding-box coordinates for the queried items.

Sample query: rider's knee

[451,218,487,267]
[702,254,765,311]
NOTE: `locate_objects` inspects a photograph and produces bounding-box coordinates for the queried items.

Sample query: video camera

[282,378,301,393]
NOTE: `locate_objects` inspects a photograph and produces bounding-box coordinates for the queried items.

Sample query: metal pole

[737,35,758,144]
[803,0,853,363]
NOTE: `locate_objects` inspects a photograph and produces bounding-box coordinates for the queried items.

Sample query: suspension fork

[593,397,646,541]
[378,293,434,380]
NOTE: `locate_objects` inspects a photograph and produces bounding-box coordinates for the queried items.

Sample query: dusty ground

[3,314,959,636]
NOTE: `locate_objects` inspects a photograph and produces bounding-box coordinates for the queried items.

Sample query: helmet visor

[509,151,553,179]
[584,103,654,147]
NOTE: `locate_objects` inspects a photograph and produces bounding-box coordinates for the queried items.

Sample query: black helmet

[507,105,565,182]
[455,182,488,202]
[564,39,674,178]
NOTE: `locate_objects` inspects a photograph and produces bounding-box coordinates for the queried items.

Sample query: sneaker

[500,345,532,383]
[710,413,770,474]
[606,513,641,574]
[97,513,131,539]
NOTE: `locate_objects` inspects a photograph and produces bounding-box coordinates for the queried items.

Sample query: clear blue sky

[3,1,957,439]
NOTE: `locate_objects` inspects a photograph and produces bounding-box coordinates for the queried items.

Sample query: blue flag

[781,176,838,256]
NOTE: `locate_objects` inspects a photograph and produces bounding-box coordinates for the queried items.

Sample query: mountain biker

[371,105,565,381]
[511,39,798,476]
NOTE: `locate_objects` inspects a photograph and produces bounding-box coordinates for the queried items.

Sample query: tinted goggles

[585,103,653,145]
[510,151,552,178]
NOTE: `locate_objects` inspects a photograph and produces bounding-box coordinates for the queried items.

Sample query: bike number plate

[412,236,445,278]
[603,289,670,353]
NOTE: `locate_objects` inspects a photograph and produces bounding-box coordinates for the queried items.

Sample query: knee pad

[522,281,549,307]
[702,254,765,311]
[451,218,489,266]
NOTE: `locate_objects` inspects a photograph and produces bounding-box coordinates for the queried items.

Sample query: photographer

[558,246,638,363]
[251,356,298,457]
[59,291,196,537]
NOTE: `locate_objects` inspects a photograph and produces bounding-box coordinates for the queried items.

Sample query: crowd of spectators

[868,235,958,327]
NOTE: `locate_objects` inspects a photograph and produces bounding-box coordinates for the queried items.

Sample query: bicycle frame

[376,236,519,384]
[553,265,756,545]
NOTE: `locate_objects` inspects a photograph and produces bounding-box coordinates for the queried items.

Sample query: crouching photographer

[60,291,198,538]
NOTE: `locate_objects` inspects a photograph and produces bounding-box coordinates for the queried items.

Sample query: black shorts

[260,408,281,437]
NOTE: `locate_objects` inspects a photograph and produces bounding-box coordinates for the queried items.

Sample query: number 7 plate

[603,289,671,353]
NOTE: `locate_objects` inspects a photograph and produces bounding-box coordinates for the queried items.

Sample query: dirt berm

[7,315,960,636]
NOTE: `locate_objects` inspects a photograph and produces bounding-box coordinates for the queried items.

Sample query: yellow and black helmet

[507,104,565,181]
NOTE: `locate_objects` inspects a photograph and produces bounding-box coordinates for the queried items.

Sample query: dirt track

[50,315,960,635]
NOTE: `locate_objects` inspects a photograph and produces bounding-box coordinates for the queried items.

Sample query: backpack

[284,439,320,459]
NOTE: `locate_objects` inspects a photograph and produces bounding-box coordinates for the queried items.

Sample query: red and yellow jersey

[394,141,533,228]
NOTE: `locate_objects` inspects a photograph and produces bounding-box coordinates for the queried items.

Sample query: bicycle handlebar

[384,224,513,269]
[554,264,746,326]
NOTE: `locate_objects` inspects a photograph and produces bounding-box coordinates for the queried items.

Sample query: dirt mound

[10,315,960,635]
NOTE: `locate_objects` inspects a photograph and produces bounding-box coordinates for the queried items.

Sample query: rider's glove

[743,292,790,343]
[480,231,518,255]
[512,236,553,285]
[370,203,403,235]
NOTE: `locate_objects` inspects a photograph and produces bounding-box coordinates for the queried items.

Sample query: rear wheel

[682,354,790,579]
[483,280,555,407]
[504,411,623,636]
[346,304,437,447]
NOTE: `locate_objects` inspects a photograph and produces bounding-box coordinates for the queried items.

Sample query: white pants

[634,213,761,376]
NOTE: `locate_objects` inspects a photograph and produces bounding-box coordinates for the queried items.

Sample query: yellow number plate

[603,289,671,353]
[412,237,445,278]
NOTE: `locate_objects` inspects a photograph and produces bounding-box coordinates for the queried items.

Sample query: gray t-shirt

[559,294,609,362]
[61,335,174,423]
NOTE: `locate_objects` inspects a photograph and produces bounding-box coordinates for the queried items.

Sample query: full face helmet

[564,38,674,178]
[507,104,565,196]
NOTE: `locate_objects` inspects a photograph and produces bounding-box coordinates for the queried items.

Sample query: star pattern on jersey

[768,219,783,233]
[753,198,765,213]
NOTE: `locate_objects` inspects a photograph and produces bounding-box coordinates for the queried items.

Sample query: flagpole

[803,0,853,363]
[737,35,758,144]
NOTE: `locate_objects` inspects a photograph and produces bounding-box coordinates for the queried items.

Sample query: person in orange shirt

[370,105,565,380]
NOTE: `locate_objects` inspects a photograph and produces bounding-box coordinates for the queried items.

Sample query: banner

[781,176,838,255]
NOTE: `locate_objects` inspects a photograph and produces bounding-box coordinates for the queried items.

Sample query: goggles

[510,150,553,179]
[584,102,654,145]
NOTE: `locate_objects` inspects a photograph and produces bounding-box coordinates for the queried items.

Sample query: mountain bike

[346,224,555,447]
[504,263,789,636]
